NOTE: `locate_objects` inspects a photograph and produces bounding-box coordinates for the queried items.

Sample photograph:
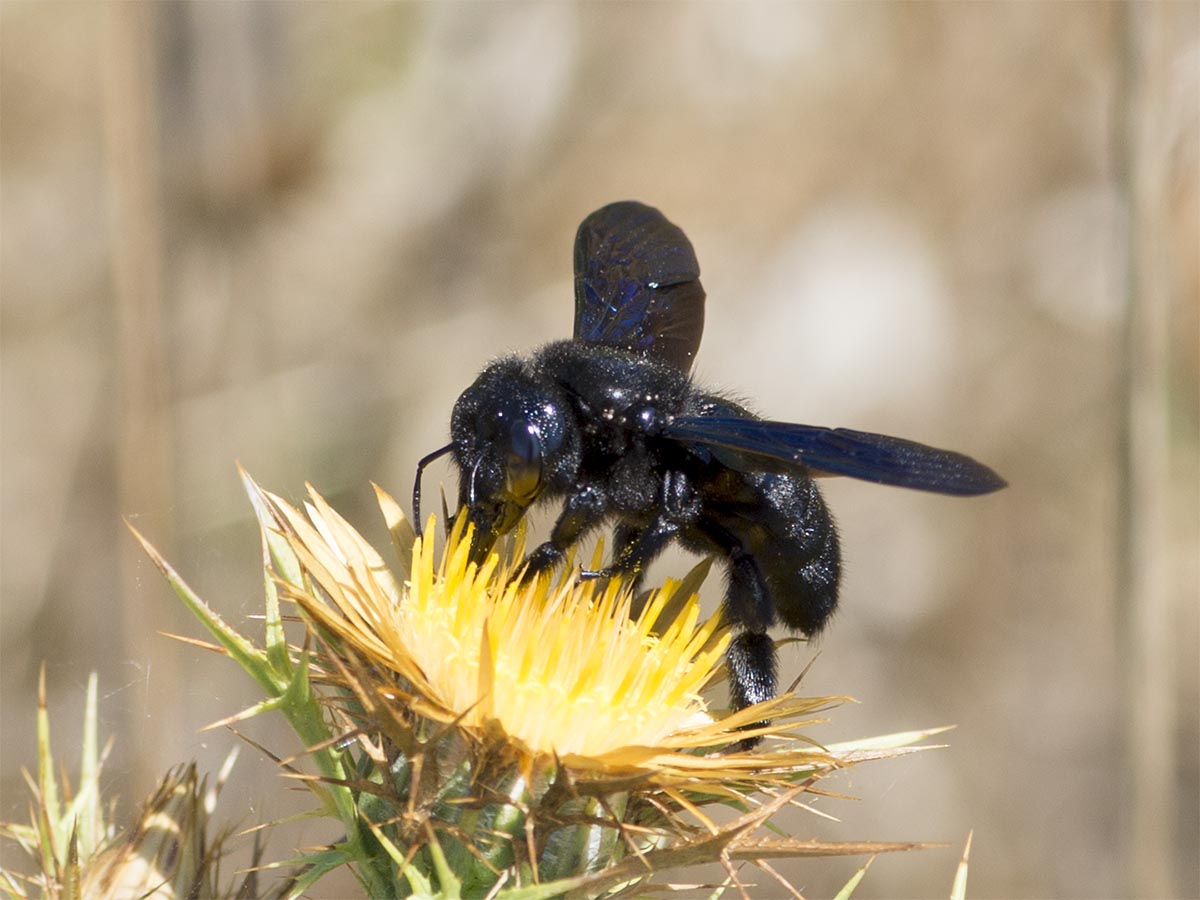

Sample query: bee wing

[573,201,706,373]
[664,416,1006,496]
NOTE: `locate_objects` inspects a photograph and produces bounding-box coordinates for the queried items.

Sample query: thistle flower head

[402,525,726,758]
[268,481,839,777]
[0,670,288,900]
[124,471,950,897]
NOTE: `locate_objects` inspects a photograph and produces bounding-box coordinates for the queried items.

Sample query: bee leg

[695,518,777,748]
[727,630,777,712]
[727,630,777,753]
[611,523,648,592]
[578,523,642,582]
[520,484,609,582]
[581,470,696,582]
[521,542,567,580]
[723,546,778,712]
[579,517,676,583]
[611,524,652,616]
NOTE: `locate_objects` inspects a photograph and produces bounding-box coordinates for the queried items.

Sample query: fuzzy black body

[450,338,840,709]
[419,200,1005,724]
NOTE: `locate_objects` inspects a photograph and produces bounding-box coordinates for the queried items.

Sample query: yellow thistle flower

[278,485,726,757]
[269,480,842,775]
[127,470,950,898]
[402,532,725,757]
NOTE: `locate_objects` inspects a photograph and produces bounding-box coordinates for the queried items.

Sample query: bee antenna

[413,442,454,538]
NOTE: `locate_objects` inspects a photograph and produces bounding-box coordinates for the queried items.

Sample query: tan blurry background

[2,3,1197,898]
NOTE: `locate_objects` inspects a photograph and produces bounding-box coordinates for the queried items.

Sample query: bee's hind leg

[724,548,779,752]
[692,518,780,749]
[723,548,778,713]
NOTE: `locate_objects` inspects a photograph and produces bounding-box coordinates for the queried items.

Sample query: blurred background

[2,3,1196,897]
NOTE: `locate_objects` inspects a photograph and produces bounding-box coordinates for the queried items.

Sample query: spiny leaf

[262,847,355,899]
[240,464,296,671]
[373,482,416,581]
[824,725,954,753]
[832,854,874,900]
[950,830,972,900]
[126,522,278,695]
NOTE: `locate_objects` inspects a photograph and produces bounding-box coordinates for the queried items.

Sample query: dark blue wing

[664,416,1006,496]
[573,201,706,373]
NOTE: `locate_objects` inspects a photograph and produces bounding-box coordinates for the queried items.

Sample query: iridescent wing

[664,416,1006,496]
[573,201,706,373]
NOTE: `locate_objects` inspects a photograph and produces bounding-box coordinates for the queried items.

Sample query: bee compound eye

[505,420,544,502]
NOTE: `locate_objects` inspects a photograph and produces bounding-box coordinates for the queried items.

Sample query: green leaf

[127,523,280,697]
[34,667,61,875]
[832,855,874,900]
[950,831,972,900]
[423,826,462,900]
[240,464,296,672]
[493,877,599,900]
[71,673,100,859]
[271,847,356,899]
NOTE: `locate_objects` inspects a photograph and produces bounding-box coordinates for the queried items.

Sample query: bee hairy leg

[694,519,779,749]
[519,542,567,582]
[726,630,777,711]
[579,517,677,582]
[609,523,648,592]
[581,469,698,582]
[726,631,777,753]
[722,546,778,714]
[518,484,609,583]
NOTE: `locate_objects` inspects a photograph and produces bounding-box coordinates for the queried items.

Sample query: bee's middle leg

[579,518,676,583]
[580,470,696,583]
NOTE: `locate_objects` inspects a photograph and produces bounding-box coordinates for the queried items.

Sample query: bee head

[448,357,578,561]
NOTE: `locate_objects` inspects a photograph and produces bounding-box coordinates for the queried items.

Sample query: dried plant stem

[102,0,179,788]
[1114,4,1184,897]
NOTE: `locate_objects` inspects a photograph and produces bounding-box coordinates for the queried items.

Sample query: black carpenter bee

[414,200,1005,719]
